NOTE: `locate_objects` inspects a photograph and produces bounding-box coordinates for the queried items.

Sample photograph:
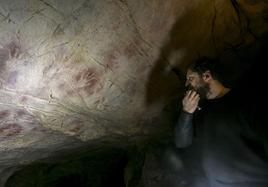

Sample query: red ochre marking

[0,123,23,136]
[0,110,10,119]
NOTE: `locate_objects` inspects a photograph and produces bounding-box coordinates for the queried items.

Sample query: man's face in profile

[185,69,210,99]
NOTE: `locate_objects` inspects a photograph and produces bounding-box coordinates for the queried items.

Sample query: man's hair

[188,57,225,84]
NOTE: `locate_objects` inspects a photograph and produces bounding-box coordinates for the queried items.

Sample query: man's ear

[202,70,212,81]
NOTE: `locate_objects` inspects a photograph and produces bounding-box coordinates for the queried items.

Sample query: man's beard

[187,83,210,100]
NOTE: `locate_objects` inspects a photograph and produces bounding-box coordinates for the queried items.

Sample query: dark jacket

[175,90,268,187]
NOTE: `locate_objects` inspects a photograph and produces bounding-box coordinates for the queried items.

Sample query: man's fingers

[185,90,191,97]
[182,90,200,113]
[189,90,198,100]
[191,94,200,106]
[195,96,200,104]
[193,93,200,100]
[184,90,200,107]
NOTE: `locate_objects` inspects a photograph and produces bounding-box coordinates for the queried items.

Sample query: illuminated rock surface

[0,0,268,186]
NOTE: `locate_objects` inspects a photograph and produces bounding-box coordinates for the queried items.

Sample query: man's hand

[182,90,200,113]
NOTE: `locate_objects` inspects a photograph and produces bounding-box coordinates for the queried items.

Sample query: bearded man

[175,57,268,187]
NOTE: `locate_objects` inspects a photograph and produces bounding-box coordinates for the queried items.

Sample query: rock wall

[0,0,268,185]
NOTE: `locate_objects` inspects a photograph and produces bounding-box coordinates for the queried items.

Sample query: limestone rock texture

[0,0,268,185]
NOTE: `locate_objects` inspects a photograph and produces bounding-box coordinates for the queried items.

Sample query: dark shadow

[144,2,268,186]
[230,34,268,96]
[5,147,128,187]
[144,1,266,107]
[144,8,196,106]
